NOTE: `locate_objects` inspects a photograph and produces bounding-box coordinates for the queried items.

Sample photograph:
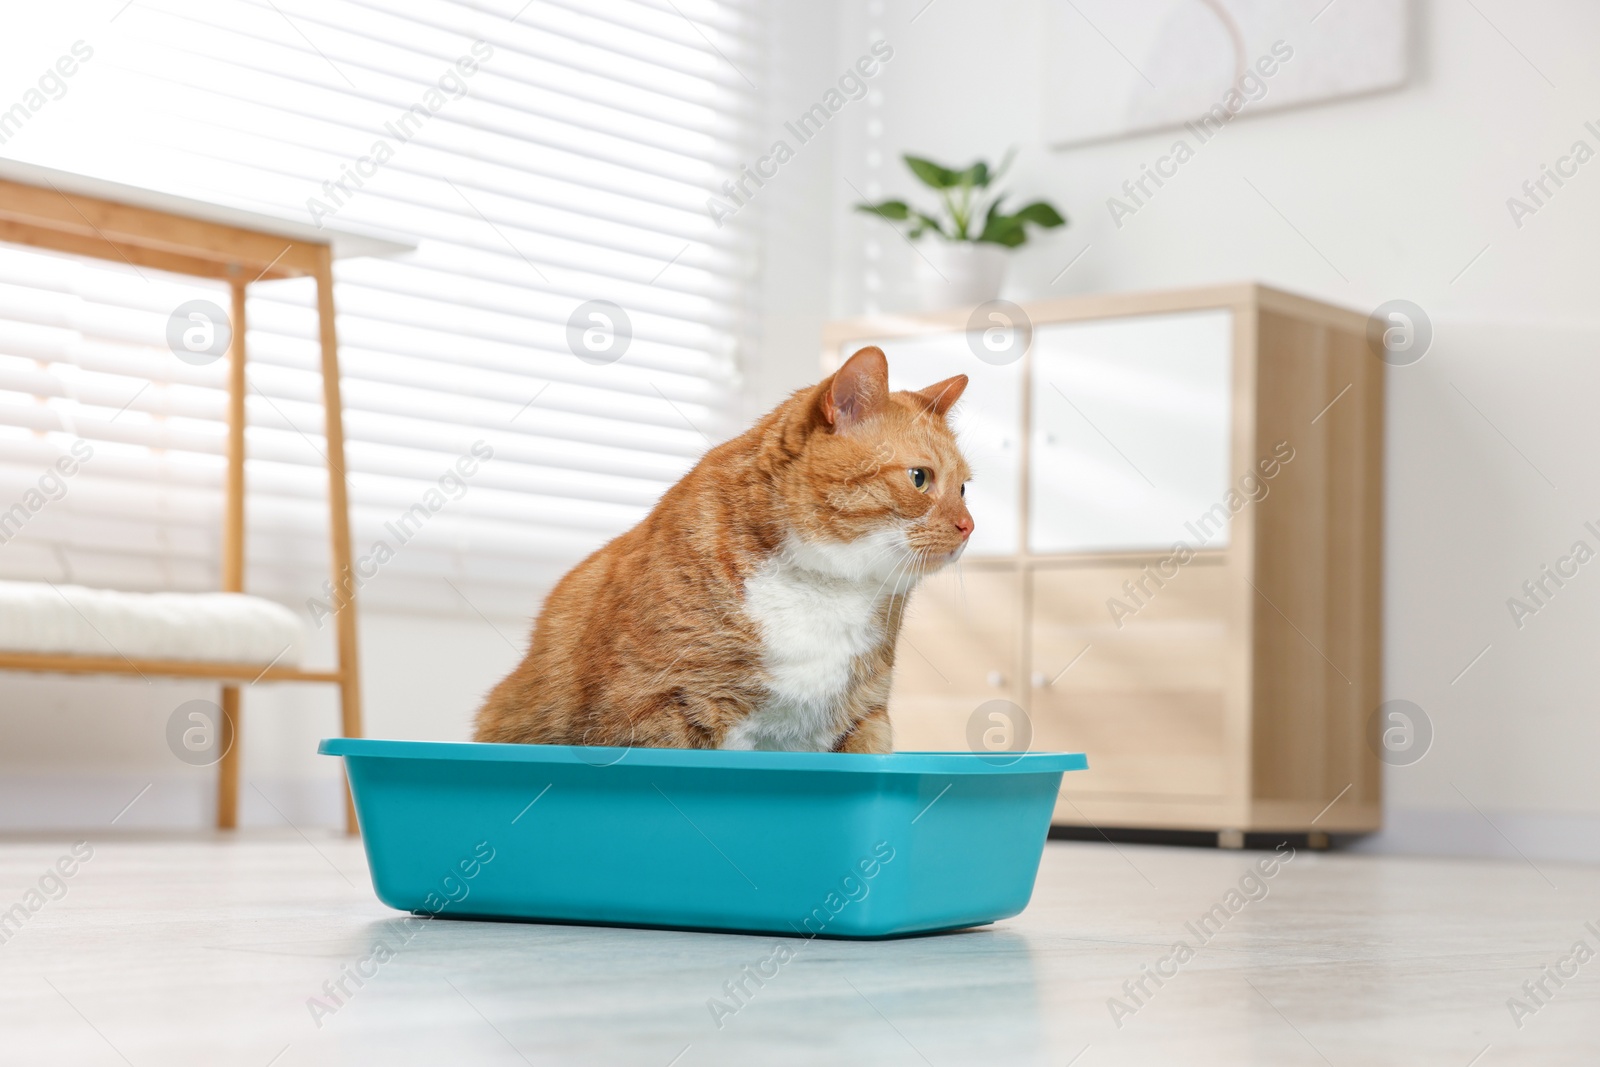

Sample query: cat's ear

[914,374,968,417]
[822,346,890,429]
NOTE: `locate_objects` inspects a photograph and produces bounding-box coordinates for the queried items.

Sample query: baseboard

[1047,807,1600,865]
[0,771,347,833]
[1343,807,1600,866]
[1048,826,1326,850]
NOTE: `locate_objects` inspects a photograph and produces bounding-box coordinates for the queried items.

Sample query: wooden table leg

[217,279,248,830]
[313,249,363,836]
[217,685,241,829]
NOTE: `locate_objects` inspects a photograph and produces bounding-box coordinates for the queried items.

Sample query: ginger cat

[473,346,973,753]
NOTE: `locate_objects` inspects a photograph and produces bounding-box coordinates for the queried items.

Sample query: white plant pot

[912,240,1008,311]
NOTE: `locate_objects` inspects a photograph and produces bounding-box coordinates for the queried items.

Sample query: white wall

[740,0,849,420]
[818,0,1600,861]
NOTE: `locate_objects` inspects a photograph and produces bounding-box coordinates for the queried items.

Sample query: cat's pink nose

[954,514,974,540]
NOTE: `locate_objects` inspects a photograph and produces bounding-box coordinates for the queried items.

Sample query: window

[0,0,762,621]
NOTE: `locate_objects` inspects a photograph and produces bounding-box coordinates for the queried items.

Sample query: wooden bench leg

[217,685,241,829]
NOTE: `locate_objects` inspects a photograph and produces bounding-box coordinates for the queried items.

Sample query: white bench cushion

[0,580,306,666]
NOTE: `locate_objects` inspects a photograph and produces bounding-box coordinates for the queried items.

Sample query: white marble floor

[0,832,1597,1065]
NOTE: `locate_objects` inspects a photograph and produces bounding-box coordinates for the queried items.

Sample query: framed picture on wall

[1042,0,1408,148]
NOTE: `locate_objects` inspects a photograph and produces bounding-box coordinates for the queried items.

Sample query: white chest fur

[724,530,912,751]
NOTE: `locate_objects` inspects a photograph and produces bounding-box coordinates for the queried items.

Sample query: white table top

[0,157,416,261]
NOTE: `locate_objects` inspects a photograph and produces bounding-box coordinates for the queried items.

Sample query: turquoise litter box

[319,738,1087,939]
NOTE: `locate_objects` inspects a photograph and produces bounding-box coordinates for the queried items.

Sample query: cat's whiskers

[907,546,933,595]
[894,545,932,599]
[867,544,919,605]
[847,532,917,585]
[890,550,918,599]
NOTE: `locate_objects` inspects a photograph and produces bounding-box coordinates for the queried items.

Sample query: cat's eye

[960,483,966,497]
[908,467,930,493]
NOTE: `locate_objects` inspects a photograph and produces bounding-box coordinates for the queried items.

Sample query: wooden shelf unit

[825,283,1384,839]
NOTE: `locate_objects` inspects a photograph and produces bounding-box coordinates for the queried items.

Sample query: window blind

[0,0,762,622]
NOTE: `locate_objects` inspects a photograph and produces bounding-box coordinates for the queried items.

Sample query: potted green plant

[856,152,1066,308]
